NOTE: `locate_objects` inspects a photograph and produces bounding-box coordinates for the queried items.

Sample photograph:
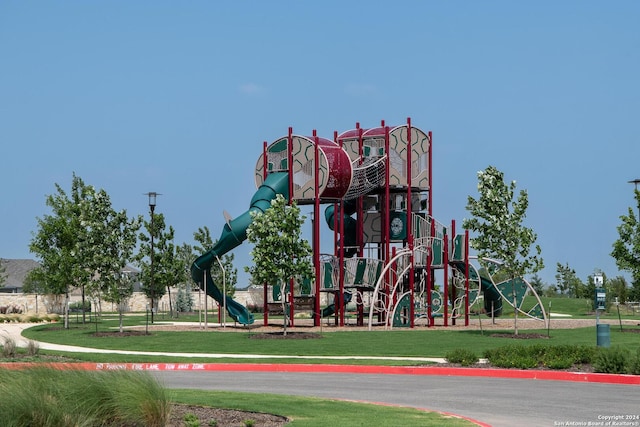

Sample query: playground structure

[190,118,548,329]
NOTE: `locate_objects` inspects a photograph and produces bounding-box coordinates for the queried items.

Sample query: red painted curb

[2,362,639,385]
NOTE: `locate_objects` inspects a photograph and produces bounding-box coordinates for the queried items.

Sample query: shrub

[540,345,595,370]
[484,345,538,369]
[0,368,170,426]
[593,347,628,374]
[184,412,200,427]
[176,287,195,312]
[26,339,40,357]
[445,348,479,366]
[69,301,91,313]
[484,344,598,370]
[628,348,640,375]
[1,336,17,358]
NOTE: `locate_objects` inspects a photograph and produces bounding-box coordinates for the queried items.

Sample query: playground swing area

[190,118,548,330]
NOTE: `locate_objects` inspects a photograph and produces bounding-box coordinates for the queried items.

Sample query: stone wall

[0,289,337,315]
[0,289,263,314]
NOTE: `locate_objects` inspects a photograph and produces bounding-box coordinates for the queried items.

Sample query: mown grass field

[19,318,640,366]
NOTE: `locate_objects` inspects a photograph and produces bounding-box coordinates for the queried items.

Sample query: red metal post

[465,229,470,326]
[338,133,345,327]
[287,127,295,326]
[451,219,457,326]
[383,125,391,318]
[406,118,414,328]
[262,141,269,324]
[428,131,433,220]
[313,130,321,326]
[443,230,449,326]
[357,124,364,257]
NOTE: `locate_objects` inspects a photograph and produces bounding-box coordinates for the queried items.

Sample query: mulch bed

[249,331,322,340]
[490,333,549,339]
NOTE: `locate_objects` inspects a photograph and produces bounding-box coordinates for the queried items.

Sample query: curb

[2,362,639,385]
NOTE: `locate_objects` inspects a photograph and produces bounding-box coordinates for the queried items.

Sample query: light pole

[146,192,160,323]
[629,179,640,219]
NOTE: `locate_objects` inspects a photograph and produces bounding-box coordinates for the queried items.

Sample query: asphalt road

[154,370,640,427]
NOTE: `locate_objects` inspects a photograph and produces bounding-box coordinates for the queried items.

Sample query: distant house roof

[1,259,40,292]
[0,259,141,293]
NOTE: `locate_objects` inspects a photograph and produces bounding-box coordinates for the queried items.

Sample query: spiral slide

[321,201,359,318]
[190,172,290,325]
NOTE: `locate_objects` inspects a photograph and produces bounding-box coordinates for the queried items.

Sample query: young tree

[136,213,175,321]
[30,174,141,324]
[245,194,313,335]
[555,262,585,298]
[30,174,98,327]
[463,166,544,334]
[608,276,629,305]
[82,188,141,321]
[611,188,640,301]
[528,274,546,296]
[102,272,136,333]
[23,267,46,313]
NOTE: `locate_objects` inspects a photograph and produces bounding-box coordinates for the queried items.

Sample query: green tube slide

[322,201,358,317]
[190,172,290,325]
[450,261,503,317]
[324,200,358,257]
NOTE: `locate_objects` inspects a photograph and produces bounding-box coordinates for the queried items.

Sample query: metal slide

[190,172,290,325]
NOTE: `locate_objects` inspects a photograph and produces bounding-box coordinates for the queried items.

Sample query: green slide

[322,291,353,318]
[190,172,290,325]
[450,261,503,317]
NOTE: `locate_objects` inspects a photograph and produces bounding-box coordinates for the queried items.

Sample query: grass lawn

[20,317,640,365]
[171,390,475,427]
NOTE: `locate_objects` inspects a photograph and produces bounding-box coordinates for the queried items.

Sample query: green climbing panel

[452,234,465,262]
[393,294,412,328]
[496,277,529,308]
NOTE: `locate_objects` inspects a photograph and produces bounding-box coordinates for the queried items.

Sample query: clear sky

[1,1,638,289]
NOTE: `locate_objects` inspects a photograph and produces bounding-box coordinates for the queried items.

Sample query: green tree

[30,174,97,326]
[103,272,136,333]
[173,242,196,314]
[136,213,182,319]
[245,194,313,335]
[30,174,141,325]
[193,226,237,298]
[609,275,629,304]
[463,166,543,334]
[555,262,585,298]
[82,187,141,322]
[528,273,546,296]
[611,188,640,301]
[22,267,46,313]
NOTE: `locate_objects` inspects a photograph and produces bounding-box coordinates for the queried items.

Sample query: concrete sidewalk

[0,322,448,363]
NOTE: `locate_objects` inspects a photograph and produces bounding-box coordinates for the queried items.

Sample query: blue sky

[1,1,638,288]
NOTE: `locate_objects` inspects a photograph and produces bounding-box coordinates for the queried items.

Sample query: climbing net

[343,156,386,200]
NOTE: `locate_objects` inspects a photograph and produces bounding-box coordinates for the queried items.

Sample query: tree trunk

[513,280,519,336]
[64,292,69,329]
[281,299,288,336]
[81,285,86,324]
[167,286,174,318]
